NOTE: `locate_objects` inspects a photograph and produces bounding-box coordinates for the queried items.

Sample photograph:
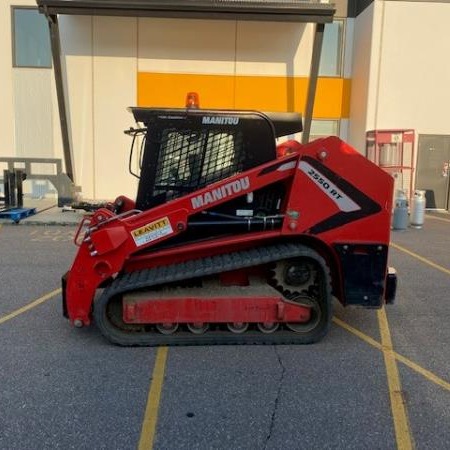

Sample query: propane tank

[392,190,408,231]
[410,190,426,228]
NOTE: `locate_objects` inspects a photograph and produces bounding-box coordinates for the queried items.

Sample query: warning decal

[131,217,173,247]
[297,156,382,235]
[298,161,361,212]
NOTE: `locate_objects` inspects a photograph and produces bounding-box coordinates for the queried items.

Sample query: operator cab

[128,105,302,211]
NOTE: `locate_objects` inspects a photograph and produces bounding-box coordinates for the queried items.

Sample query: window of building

[12,8,52,68]
[319,20,343,77]
[310,120,340,140]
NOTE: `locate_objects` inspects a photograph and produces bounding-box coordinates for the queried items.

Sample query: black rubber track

[94,243,332,346]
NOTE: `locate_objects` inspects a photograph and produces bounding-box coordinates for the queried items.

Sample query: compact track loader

[63,96,397,346]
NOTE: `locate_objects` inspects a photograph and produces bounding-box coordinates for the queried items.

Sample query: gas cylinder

[392,190,408,230]
[410,190,426,228]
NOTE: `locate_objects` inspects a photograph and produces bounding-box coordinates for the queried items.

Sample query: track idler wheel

[285,296,322,334]
[270,255,332,342]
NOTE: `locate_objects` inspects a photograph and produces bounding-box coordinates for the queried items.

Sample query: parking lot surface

[0,214,449,450]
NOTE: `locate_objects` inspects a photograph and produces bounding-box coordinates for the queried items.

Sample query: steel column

[47,13,74,182]
[302,23,325,144]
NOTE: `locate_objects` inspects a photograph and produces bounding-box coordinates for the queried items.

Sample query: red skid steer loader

[63,96,397,346]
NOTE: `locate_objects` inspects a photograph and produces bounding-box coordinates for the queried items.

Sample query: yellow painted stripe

[333,317,450,392]
[138,347,169,450]
[0,288,61,325]
[378,307,413,450]
[138,72,235,110]
[391,242,450,276]
[394,352,450,392]
[333,317,382,350]
[425,214,450,223]
[137,72,351,119]
[341,78,351,117]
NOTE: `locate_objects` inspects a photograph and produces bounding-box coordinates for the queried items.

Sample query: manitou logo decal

[202,116,240,125]
[299,161,361,212]
[191,177,250,209]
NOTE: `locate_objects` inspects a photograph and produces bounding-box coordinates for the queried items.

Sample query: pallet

[0,207,37,223]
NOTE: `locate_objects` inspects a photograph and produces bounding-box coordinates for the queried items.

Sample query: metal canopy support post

[47,13,74,182]
[302,22,325,144]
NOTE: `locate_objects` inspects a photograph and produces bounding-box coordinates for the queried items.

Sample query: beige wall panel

[365,2,384,131]
[60,15,94,197]
[348,4,375,153]
[13,69,54,159]
[0,1,17,156]
[50,67,64,170]
[93,16,138,200]
[236,21,312,76]
[1,0,45,157]
[340,118,350,142]
[138,18,236,75]
[376,2,450,134]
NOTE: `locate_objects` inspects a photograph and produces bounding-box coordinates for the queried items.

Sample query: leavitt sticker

[131,217,173,247]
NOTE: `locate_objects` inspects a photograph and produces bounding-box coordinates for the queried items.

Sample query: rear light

[186,92,200,108]
[385,267,397,304]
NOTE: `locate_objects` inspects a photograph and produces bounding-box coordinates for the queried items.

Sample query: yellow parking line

[391,242,450,276]
[394,353,450,391]
[333,317,382,350]
[138,347,169,450]
[333,317,450,392]
[0,288,61,325]
[378,307,413,450]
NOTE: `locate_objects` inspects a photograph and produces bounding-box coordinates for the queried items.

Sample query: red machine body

[63,106,396,346]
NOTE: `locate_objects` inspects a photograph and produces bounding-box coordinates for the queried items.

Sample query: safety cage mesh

[153,128,245,201]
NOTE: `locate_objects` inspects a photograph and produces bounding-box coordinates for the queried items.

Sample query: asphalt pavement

[0,209,449,450]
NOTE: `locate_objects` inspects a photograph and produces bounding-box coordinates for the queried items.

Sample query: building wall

[59,16,351,199]
[348,2,375,152]
[3,1,448,205]
[59,15,94,198]
[350,0,450,149]
[2,5,351,201]
[59,15,139,200]
[137,19,350,118]
[0,1,17,157]
[0,0,62,164]
[376,1,450,134]
[347,0,450,203]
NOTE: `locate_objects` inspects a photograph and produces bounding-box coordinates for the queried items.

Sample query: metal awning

[37,0,335,23]
[37,0,335,184]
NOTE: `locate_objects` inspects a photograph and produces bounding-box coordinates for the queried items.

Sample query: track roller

[257,322,279,334]
[156,323,179,335]
[187,323,209,334]
[227,322,249,334]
